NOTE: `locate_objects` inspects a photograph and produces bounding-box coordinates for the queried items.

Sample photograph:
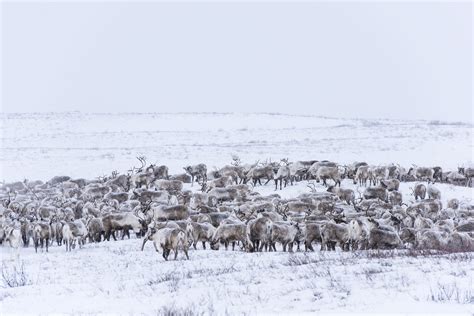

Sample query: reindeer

[369,166,388,186]
[247,216,273,252]
[327,186,355,205]
[289,160,318,181]
[188,222,216,250]
[407,166,434,182]
[146,164,169,182]
[269,221,300,252]
[362,186,388,202]
[380,179,400,191]
[320,222,350,251]
[62,219,88,251]
[427,184,441,200]
[274,158,292,190]
[106,174,131,191]
[210,222,249,251]
[411,183,427,200]
[246,163,275,186]
[183,164,207,186]
[130,156,152,189]
[33,221,52,253]
[458,167,474,187]
[315,166,341,187]
[146,227,189,260]
[353,165,370,186]
[102,212,147,241]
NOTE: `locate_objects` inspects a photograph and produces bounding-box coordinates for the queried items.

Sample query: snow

[1,112,473,182]
[1,112,473,315]
[1,240,473,315]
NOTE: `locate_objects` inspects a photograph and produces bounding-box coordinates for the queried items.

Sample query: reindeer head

[230,155,241,167]
[280,158,290,166]
[131,156,147,173]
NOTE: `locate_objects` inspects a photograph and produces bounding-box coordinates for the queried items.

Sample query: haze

[1,1,472,122]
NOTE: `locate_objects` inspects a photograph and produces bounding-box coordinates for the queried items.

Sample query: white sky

[1,1,472,121]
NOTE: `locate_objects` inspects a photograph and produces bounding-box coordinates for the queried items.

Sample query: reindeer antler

[231,154,241,166]
[307,182,317,193]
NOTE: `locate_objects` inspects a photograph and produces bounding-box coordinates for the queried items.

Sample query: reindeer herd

[1,156,473,260]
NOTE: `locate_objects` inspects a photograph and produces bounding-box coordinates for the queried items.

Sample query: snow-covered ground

[1,112,473,182]
[1,112,473,315]
[1,238,473,315]
[1,180,473,315]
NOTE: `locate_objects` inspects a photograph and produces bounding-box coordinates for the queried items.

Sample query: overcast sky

[1,1,472,121]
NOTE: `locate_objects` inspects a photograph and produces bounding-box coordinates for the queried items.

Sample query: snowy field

[1,178,473,315]
[1,112,473,182]
[1,112,474,315]
[1,238,473,315]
